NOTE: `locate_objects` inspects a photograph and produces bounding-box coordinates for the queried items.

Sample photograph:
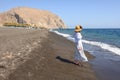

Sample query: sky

[0,0,120,28]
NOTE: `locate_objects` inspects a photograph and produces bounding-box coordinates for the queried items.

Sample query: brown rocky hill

[0,7,67,29]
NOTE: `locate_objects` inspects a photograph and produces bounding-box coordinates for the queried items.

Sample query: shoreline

[0,28,97,80]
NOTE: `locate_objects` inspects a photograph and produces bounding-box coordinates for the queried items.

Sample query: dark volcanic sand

[0,28,97,80]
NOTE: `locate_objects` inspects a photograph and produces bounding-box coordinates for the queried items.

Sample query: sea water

[52,28,120,61]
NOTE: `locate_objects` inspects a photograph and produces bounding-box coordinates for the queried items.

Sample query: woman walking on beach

[74,25,88,66]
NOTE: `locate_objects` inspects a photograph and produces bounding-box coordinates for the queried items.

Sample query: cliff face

[0,7,67,29]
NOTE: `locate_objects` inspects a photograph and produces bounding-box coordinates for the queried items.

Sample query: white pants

[74,42,88,62]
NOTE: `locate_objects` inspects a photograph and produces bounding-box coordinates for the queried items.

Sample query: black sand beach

[0,28,97,80]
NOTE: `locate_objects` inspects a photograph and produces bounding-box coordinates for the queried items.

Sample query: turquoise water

[82,29,120,48]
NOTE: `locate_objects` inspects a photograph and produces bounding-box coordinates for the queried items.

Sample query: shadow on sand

[56,56,76,65]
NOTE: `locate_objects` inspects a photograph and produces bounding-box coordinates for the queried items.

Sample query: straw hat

[74,25,83,32]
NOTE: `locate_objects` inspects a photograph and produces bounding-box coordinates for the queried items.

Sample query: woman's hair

[79,25,83,29]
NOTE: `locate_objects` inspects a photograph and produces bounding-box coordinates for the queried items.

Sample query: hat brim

[74,29,82,32]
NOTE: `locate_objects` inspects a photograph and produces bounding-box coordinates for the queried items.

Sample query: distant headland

[0,7,67,29]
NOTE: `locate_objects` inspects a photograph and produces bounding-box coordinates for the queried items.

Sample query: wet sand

[0,28,97,80]
[90,55,120,80]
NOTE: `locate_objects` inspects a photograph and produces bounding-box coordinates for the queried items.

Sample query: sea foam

[82,40,120,55]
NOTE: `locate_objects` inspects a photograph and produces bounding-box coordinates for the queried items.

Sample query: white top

[74,32,82,43]
[74,32,83,48]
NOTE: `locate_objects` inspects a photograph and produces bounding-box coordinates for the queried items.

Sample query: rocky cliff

[0,7,67,29]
